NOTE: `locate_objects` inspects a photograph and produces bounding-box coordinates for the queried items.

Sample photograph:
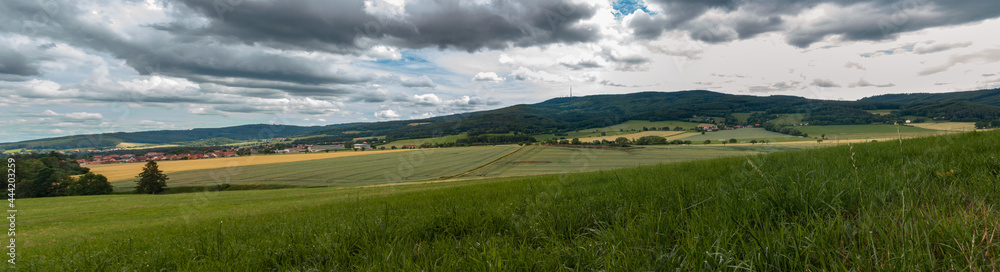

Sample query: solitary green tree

[72,173,113,195]
[703,140,711,145]
[135,161,168,194]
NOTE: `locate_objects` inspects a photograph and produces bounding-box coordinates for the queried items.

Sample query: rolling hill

[7,88,1000,151]
[860,88,1000,106]
[0,124,353,151]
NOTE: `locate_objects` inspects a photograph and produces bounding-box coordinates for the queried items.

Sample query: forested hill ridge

[7,89,1000,151]
[0,124,356,151]
[860,88,1000,106]
[299,90,898,141]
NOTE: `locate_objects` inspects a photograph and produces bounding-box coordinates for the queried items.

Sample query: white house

[309,144,345,152]
[353,143,371,149]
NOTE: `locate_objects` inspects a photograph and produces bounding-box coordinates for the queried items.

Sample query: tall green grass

[18,131,1000,270]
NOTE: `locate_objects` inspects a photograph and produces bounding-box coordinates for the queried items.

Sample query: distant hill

[897,101,1000,121]
[0,124,349,151]
[304,90,898,141]
[9,88,1000,151]
[860,88,1000,107]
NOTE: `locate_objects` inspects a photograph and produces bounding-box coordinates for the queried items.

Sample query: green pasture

[769,113,806,125]
[466,144,810,178]
[109,145,519,190]
[731,112,752,123]
[17,130,1000,270]
[532,120,700,141]
[795,124,944,140]
[384,133,469,147]
[678,128,804,142]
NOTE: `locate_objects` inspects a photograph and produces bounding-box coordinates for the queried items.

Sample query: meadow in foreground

[17,130,1000,270]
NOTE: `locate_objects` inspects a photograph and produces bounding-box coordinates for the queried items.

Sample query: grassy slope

[796,124,943,140]
[731,112,752,122]
[532,120,701,141]
[679,128,803,142]
[384,133,468,147]
[91,149,417,184]
[20,131,1000,270]
[769,113,806,125]
[131,146,520,190]
[465,144,810,178]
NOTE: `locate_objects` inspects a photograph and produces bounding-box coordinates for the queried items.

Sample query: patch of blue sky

[611,0,654,20]
[359,50,465,88]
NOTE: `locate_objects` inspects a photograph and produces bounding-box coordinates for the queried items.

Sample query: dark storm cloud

[629,0,1000,48]
[0,0,603,102]
[170,0,601,53]
[628,0,737,40]
[187,75,358,98]
[0,47,41,76]
[0,0,375,92]
[168,0,379,52]
[732,16,784,39]
[395,0,599,51]
[348,90,411,103]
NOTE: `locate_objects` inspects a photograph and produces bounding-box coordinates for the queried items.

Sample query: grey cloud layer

[170,0,600,52]
[630,0,1000,48]
[0,48,41,76]
[0,0,602,106]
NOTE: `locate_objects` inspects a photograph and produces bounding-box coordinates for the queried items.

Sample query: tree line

[2,152,112,198]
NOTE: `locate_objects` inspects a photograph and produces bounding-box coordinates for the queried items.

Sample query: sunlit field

[89,149,415,182]
[20,130,1000,270]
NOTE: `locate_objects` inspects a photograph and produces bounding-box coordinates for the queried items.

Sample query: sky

[1,0,999,142]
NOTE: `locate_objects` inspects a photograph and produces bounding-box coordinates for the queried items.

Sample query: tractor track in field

[440,145,530,180]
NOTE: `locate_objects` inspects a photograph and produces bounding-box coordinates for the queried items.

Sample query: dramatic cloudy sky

[2,0,999,142]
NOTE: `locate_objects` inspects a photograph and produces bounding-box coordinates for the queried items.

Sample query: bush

[70,173,113,195]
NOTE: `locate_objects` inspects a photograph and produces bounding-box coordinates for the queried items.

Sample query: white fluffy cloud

[472,72,505,82]
[374,108,401,120]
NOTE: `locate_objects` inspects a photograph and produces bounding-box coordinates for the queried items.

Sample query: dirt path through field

[441,145,530,180]
[576,130,689,143]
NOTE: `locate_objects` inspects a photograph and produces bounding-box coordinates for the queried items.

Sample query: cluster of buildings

[77,150,240,165]
[275,143,377,154]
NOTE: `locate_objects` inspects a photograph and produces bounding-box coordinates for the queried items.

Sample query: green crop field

[678,128,804,142]
[769,113,806,125]
[533,120,700,141]
[465,144,810,178]
[19,131,1000,270]
[731,112,752,123]
[866,109,895,115]
[384,133,469,147]
[795,124,945,140]
[109,145,520,190]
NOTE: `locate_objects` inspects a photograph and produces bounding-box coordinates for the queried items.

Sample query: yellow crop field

[908,122,977,131]
[115,142,179,149]
[88,149,415,182]
[116,142,147,147]
[575,130,689,143]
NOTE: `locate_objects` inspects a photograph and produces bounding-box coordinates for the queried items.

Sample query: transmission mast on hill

[570,87,573,97]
